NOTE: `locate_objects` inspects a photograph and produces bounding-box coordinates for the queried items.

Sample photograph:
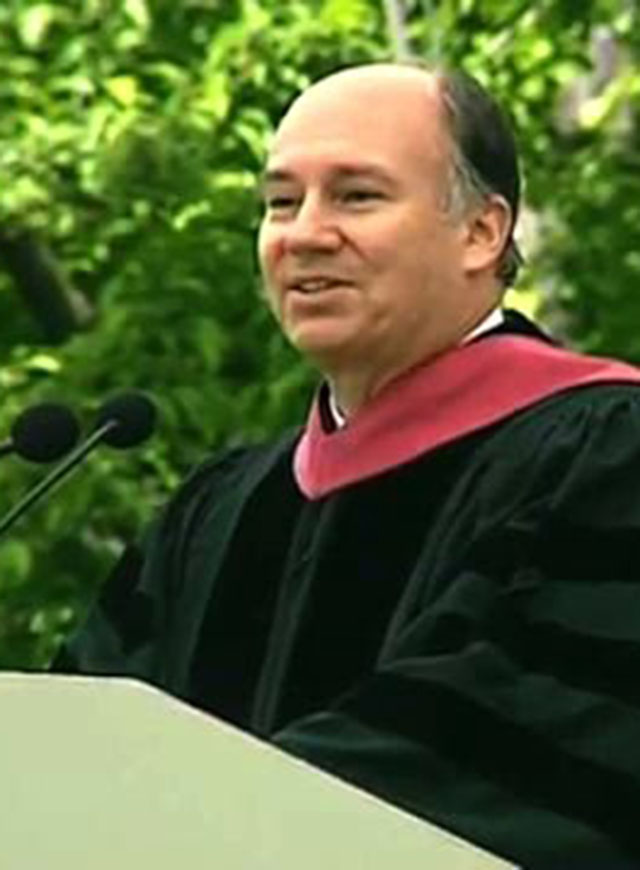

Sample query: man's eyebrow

[260,169,295,186]
[259,163,396,189]
[333,164,396,184]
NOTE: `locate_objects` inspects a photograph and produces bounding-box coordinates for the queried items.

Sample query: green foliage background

[0,0,638,666]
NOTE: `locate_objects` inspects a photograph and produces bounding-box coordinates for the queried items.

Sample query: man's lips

[286,277,354,294]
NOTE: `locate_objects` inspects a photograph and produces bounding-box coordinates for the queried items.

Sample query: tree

[0,0,637,667]
[406,0,640,351]
[0,0,385,666]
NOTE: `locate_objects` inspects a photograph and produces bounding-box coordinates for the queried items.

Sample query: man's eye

[340,189,382,204]
[266,195,298,210]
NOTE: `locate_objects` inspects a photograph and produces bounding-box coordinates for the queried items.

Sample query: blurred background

[0,0,638,667]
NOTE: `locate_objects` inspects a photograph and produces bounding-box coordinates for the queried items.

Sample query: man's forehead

[267,65,447,171]
[261,156,398,187]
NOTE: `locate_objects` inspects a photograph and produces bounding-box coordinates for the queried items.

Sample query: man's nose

[282,196,341,254]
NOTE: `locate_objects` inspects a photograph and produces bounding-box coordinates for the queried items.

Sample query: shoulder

[159,429,301,530]
[493,380,640,452]
[477,382,640,521]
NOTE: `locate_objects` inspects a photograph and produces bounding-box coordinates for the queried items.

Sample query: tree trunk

[0,228,94,344]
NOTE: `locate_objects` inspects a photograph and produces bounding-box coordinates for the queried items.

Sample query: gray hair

[436,68,524,288]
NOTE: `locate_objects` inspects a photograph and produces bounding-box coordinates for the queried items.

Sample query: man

[56,64,640,867]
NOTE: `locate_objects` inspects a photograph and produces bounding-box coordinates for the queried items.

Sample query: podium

[0,674,516,869]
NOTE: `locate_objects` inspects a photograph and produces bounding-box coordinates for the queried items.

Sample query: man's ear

[462,194,512,276]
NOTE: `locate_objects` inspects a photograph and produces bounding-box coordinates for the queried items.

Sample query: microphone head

[95,392,157,449]
[11,402,81,463]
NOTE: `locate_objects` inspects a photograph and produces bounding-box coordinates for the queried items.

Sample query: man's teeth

[296,279,340,293]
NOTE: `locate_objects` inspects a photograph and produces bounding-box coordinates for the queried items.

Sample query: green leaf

[24,353,62,374]
[0,541,33,590]
[321,0,371,30]
[17,3,56,50]
[124,0,150,30]
[105,76,139,107]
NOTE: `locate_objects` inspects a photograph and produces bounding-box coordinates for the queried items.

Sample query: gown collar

[294,331,640,500]
[326,307,505,430]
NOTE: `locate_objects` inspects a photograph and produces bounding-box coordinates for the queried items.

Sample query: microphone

[0,402,80,463]
[0,392,157,537]
[94,391,157,449]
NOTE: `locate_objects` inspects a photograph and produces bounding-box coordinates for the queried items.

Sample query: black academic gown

[55,314,640,868]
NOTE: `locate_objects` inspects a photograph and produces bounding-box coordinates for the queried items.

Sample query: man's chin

[287,324,361,368]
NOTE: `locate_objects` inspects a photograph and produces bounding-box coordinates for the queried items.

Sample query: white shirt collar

[328,307,504,429]
[462,306,504,344]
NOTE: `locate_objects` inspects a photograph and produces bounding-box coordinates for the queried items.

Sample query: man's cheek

[259,229,287,269]
[260,275,283,319]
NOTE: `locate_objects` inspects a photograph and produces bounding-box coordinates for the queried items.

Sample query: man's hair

[434,68,524,287]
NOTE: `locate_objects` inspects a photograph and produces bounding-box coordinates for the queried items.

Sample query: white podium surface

[0,673,517,869]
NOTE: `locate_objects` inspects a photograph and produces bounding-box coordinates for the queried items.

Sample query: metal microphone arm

[0,421,117,538]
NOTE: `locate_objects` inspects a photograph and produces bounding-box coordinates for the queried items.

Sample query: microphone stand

[0,421,117,538]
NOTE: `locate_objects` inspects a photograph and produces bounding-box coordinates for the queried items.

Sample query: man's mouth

[290,278,351,294]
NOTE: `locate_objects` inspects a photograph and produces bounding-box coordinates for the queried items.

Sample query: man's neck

[328,306,504,425]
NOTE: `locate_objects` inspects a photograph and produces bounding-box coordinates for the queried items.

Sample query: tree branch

[381,0,414,61]
[0,228,94,344]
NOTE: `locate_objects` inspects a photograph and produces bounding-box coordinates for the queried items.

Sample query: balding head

[280,63,443,131]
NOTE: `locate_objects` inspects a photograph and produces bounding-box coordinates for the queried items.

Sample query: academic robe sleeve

[52,448,251,683]
[272,387,640,868]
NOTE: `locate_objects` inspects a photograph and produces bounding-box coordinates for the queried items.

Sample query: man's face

[258,69,472,378]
